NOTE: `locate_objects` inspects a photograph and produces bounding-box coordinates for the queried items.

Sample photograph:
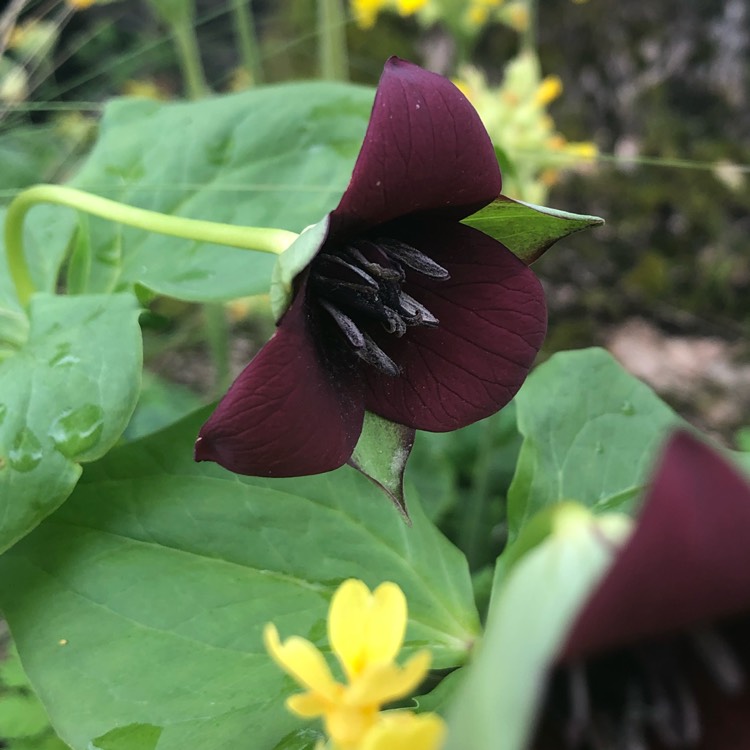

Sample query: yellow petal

[329,579,372,679]
[396,0,428,14]
[535,75,563,106]
[264,623,340,701]
[347,650,432,706]
[286,691,329,718]
[325,704,379,749]
[328,578,407,680]
[363,583,408,666]
[330,581,408,679]
[360,711,447,750]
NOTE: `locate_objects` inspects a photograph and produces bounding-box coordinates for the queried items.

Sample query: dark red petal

[562,431,750,661]
[362,222,546,431]
[330,57,502,239]
[195,291,364,477]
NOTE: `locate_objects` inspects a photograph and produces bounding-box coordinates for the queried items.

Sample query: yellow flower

[350,0,387,28]
[395,0,429,15]
[534,75,563,106]
[564,141,599,160]
[68,0,98,8]
[360,710,446,750]
[265,579,432,750]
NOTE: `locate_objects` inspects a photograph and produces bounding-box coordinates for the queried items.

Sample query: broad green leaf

[0,126,71,198]
[349,411,415,517]
[122,371,204,442]
[507,347,683,541]
[445,509,631,750]
[462,196,603,264]
[69,84,373,302]
[91,724,162,750]
[0,293,142,553]
[0,409,479,750]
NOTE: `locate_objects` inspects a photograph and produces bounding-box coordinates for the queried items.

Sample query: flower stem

[521,0,538,53]
[204,303,232,396]
[232,0,263,84]
[5,184,298,308]
[171,17,209,98]
[317,0,349,81]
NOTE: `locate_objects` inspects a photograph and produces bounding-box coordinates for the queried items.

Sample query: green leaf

[91,724,162,750]
[0,126,72,199]
[413,669,465,715]
[445,509,631,750]
[269,217,329,319]
[69,84,373,302]
[0,693,49,739]
[349,411,415,517]
[122,371,203,442]
[270,728,323,750]
[0,293,142,553]
[507,347,683,542]
[0,409,479,750]
[462,196,604,264]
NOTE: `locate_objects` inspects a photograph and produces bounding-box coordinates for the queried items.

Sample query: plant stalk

[232,0,263,84]
[317,0,348,81]
[5,184,298,307]
[171,18,209,98]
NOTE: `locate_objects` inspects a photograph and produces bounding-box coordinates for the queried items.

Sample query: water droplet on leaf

[49,404,104,458]
[9,428,43,472]
[594,441,604,455]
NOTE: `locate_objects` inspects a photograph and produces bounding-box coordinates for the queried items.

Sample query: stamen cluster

[310,237,449,375]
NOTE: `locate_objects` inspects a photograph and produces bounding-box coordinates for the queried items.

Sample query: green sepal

[462,195,604,264]
[348,411,415,518]
[269,216,329,321]
[445,506,632,750]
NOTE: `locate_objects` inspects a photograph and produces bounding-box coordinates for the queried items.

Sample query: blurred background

[2,0,748,443]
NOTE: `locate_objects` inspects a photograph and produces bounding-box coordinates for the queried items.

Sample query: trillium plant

[0,50,747,750]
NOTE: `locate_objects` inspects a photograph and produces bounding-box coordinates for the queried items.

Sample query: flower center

[309,236,449,376]
[539,622,747,749]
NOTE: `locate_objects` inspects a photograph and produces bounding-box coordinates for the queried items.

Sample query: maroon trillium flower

[534,431,750,750]
[194,57,546,478]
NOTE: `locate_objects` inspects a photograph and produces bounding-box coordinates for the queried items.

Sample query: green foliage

[67,84,373,302]
[507,347,684,541]
[0,410,478,750]
[0,640,67,750]
[0,293,142,553]
[91,725,162,750]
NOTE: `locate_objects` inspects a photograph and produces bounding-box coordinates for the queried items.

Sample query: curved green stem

[5,184,298,307]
